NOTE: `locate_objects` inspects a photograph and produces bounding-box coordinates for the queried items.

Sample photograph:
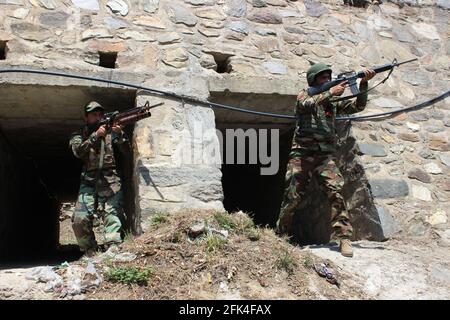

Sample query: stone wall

[0,1,448,80]
[0,0,449,243]
[352,107,450,241]
[133,83,224,229]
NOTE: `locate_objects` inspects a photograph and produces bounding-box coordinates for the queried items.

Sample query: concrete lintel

[0,65,152,89]
[208,74,304,96]
[0,65,305,98]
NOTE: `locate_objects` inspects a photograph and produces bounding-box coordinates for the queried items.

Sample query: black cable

[0,68,297,120]
[337,89,450,121]
[0,68,448,122]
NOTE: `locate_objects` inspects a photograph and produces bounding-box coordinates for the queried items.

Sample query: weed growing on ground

[105,266,154,285]
[151,213,169,226]
[275,250,297,274]
[123,230,134,244]
[214,212,236,231]
[205,234,227,253]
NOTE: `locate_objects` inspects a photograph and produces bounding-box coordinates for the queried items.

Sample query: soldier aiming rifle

[69,101,154,256]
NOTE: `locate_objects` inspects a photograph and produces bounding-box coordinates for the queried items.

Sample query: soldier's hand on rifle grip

[96,125,106,138]
[361,69,376,83]
[329,81,348,96]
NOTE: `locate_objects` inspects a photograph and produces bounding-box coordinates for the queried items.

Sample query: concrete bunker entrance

[0,84,136,263]
[210,91,295,228]
[210,91,384,245]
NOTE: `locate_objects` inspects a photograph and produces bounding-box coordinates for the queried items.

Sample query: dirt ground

[85,210,364,300]
[304,238,450,299]
[1,209,449,300]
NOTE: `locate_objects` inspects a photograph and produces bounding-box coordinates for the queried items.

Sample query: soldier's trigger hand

[96,125,106,137]
[330,81,347,97]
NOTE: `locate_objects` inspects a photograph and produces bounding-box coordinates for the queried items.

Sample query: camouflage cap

[84,101,105,113]
[306,63,332,86]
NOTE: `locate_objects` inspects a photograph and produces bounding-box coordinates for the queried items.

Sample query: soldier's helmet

[84,101,105,114]
[306,63,332,86]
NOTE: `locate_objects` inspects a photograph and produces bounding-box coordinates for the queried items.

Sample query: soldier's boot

[339,239,353,258]
[85,248,98,258]
[103,243,121,253]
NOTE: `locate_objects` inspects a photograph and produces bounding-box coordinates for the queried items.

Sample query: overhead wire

[0,68,448,122]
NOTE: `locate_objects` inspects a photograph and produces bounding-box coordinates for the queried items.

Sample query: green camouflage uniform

[69,126,128,252]
[277,82,368,240]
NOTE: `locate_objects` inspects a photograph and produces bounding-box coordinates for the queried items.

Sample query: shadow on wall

[115,125,138,235]
[292,122,385,245]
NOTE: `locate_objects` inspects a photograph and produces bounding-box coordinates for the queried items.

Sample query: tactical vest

[81,126,117,173]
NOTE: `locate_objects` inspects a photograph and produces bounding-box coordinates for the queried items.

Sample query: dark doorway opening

[0,84,137,265]
[210,91,296,227]
[0,41,7,60]
[219,128,293,227]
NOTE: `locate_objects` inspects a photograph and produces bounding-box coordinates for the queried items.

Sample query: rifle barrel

[358,58,418,77]
[118,111,151,126]
[396,58,418,66]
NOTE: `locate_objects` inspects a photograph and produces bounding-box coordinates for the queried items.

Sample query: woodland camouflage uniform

[277,64,369,242]
[69,102,128,253]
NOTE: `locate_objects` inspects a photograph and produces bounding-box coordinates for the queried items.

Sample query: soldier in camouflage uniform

[276,63,376,257]
[69,101,128,256]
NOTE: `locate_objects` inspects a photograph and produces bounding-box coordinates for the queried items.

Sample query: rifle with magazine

[307,58,418,99]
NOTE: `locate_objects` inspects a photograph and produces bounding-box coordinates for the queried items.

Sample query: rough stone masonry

[0,0,449,247]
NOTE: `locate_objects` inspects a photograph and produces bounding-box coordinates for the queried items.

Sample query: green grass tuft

[214,212,236,231]
[151,213,169,226]
[205,234,227,253]
[123,230,134,244]
[245,228,261,241]
[303,254,314,269]
[105,266,153,285]
[275,250,297,273]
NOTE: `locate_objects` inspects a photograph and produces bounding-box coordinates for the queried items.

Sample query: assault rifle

[307,58,418,97]
[87,101,163,134]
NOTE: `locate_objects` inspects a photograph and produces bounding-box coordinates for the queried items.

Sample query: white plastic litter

[114,252,137,262]
[82,262,102,288]
[26,266,64,292]
[26,266,61,283]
